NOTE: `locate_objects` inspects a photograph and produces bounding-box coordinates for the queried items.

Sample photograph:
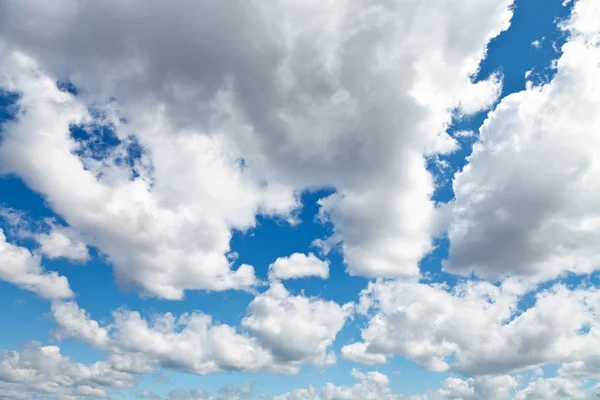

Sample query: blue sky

[1,0,600,399]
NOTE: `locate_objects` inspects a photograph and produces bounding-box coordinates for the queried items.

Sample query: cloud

[445,0,600,281]
[138,390,162,399]
[513,377,589,400]
[430,376,518,400]
[51,282,352,375]
[342,279,600,376]
[242,283,353,368]
[273,368,401,400]
[0,52,292,299]
[272,370,517,400]
[0,344,135,400]
[166,384,253,400]
[35,226,90,262]
[0,229,73,300]
[268,253,329,281]
[0,0,514,290]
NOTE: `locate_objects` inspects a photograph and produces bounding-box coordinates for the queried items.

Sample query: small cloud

[453,130,475,138]
[531,37,545,49]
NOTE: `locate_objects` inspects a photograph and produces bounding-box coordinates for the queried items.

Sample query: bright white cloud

[430,375,518,400]
[513,377,588,400]
[268,253,329,281]
[0,229,73,300]
[445,0,600,281]
[51,282,352,376]
[0,345,135,400]
[343,279,600,376]
[273,369,401,400]
[0,52,291,299]
[35,226,90,262]
[242,283,353,368]
[273,370,518,400]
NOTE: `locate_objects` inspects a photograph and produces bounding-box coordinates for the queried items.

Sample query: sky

[0,0,600,399]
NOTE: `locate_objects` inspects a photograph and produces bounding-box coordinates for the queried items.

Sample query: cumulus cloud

[0,52,290,299]
[429,375,518,400]
[242,283,353,368]
[445,0,600,281]
[0,345,135,400]
[273,370,519,400]
[0,0,514,293]
[51,282,352,376]
[342,279,600,376]
[513,377,589,400]
[0,229,73,300]
[268,253,329,281]
[272,369,401,400]
[35,226,90,262]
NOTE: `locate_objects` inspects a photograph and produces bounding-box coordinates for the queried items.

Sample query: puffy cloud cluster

[51,282,352,376]
[445,0,600,282]
[34,226,90,262]
[272,368,401,400]
[0,52,293,299]
[0,229,73,300]
[268,253,329,281]
[0,0,514,299]
[273,370,520,400]
[343,279,600,376]
[2,0,600,398]
[0,345,135,400]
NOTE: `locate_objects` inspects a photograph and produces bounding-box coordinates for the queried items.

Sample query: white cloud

[0,229,73,300]
[272,370,518,400]
[0,0,514,288]
[0,51,292,299]
[35,226,90,262]
[0,345,135,400]
[242,283,353,368]
[430,375,518,400]
[273,369,401,400]
[514,377,588,400]
[51,283,352,376]
[321,368,400,400]
[445,0,600,281]
[272,386,320,400]
[559,356,600,380]
[342,279,600,376]
[268,253,329,281]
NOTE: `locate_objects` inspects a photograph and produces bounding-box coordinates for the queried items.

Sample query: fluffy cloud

[0,52,292,299]
[513,377,589,400]
[268,253,329,281]
[35,226,90,262]
[343,279,600,376]
[51,282,352,376]
[445,0,600,281]
[272,369,401,400]
[429,376,518,400]
[0,345,135,400]
[0,228,73,300]
[242,283,353,368]
[0,0,514,293]
[272,370,518,400]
